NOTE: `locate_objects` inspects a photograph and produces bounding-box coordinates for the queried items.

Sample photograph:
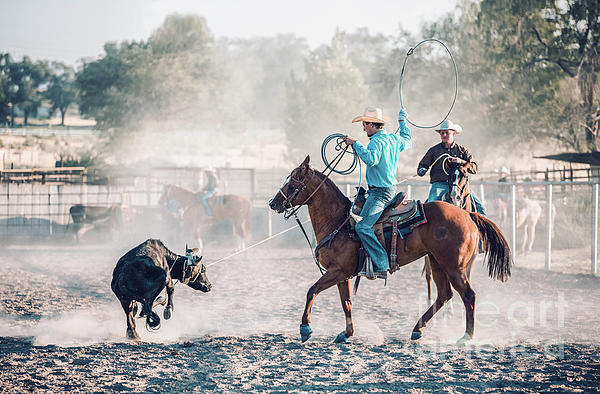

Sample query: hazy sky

[0,0,458,65]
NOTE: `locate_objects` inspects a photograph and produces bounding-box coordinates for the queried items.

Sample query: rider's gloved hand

[417,167,427,177]
[398,108,408,122]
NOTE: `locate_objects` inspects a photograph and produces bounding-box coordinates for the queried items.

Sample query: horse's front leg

[334,279,354,343]
[300,269,346,342]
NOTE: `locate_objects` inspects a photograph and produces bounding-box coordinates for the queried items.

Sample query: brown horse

[423,163,477,305]
[158,184,252,252]
[268,156,511,344]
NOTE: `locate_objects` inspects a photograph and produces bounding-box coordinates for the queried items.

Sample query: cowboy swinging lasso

[268,39,513,344]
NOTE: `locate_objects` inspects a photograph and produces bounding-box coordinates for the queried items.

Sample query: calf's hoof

[300,324,313,343]
[334,332,349,343]
[154,295,166,307]
[411,331,422,341]
[164,305,172,320]
[127,329,140,341]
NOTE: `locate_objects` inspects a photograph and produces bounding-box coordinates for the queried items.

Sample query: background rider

[417,119,486,215]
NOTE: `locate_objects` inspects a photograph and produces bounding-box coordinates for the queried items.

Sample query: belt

[368,185,395,190]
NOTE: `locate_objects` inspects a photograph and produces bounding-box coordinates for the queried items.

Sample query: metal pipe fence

[1,176,598,275]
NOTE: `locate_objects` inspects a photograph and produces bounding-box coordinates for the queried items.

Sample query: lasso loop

[321,133,359,175]
[398,38,458,129]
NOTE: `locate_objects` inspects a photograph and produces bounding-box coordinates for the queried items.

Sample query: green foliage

[76,41,153,130]
[55,148,105,168]
[1,55,50,126]
[284,32,369,163]
[150,14,214,55]
[476,0,600,151]
[75,13,237,133]
[45,62,77,125]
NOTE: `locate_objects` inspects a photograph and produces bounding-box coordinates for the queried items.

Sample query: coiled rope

[321,133,359,175]
[398,38,458,129]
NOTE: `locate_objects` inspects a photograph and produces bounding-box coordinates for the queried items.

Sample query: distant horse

[158,184,252,252]
[269,156,512,344]
[423,164,477,305]
[495,197,554,255]
[111,239,212,340]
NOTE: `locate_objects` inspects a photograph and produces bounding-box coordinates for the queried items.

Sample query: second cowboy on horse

[417,119,486,215]
[343,106,412,280]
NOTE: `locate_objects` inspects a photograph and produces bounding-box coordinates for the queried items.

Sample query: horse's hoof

[334,332,349,343]
[456,333,473,346]
[411,331,422,341]
[300,324,313,342]
[164,305,172,320]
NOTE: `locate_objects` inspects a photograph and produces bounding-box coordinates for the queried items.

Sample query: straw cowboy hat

[436,119,462,134]
[352,107,388,124]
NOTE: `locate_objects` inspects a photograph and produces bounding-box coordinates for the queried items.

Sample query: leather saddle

[349,188,419,230]
[349,187,427,275]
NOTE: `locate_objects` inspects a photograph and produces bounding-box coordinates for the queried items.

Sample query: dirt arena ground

[0,239,598,392]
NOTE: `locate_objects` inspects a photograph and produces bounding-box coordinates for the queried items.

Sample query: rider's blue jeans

[201,189,217,217]
[356,186,397,272]
[427,181,486,216]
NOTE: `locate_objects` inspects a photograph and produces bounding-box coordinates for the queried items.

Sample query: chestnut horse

[158,184,252,252]
[269,156,511,344]
[423,163,477,304]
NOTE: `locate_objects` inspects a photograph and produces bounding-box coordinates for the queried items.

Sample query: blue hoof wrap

[300,324,313,342]
[411,331,422,341]
[334,332,349,343]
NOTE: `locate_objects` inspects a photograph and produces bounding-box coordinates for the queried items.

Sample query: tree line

[1,1,598,160]
[0,54,76,127]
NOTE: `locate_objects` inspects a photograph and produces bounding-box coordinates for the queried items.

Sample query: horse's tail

[140,298,161,330]
[469,212,513,282]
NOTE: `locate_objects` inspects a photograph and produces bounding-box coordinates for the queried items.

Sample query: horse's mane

[313,168,352,212]
[166,184,193,195]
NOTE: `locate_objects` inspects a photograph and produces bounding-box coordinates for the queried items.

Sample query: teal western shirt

[352,122,411,187]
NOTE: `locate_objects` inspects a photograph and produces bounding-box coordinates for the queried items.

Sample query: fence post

[545,183,552,271]
[406,184,412,200]
[510,183,516,257]
[251,168,257,198]
[479,183,485,204]
[592,183,598,275]
[48,186,52,235]
[267,206,272,238]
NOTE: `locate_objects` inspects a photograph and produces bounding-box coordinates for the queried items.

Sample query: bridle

[448,166,470,210]
[167,253,203,285]
[277,169,318,219]
[274,151,351,275]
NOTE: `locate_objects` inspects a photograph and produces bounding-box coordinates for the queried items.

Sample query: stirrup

[358,271,377,280]
[375,271,387,280]
[360,256,376,279]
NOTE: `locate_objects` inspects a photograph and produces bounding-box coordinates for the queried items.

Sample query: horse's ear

[185,243,189,252]
[302,155,310,167]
